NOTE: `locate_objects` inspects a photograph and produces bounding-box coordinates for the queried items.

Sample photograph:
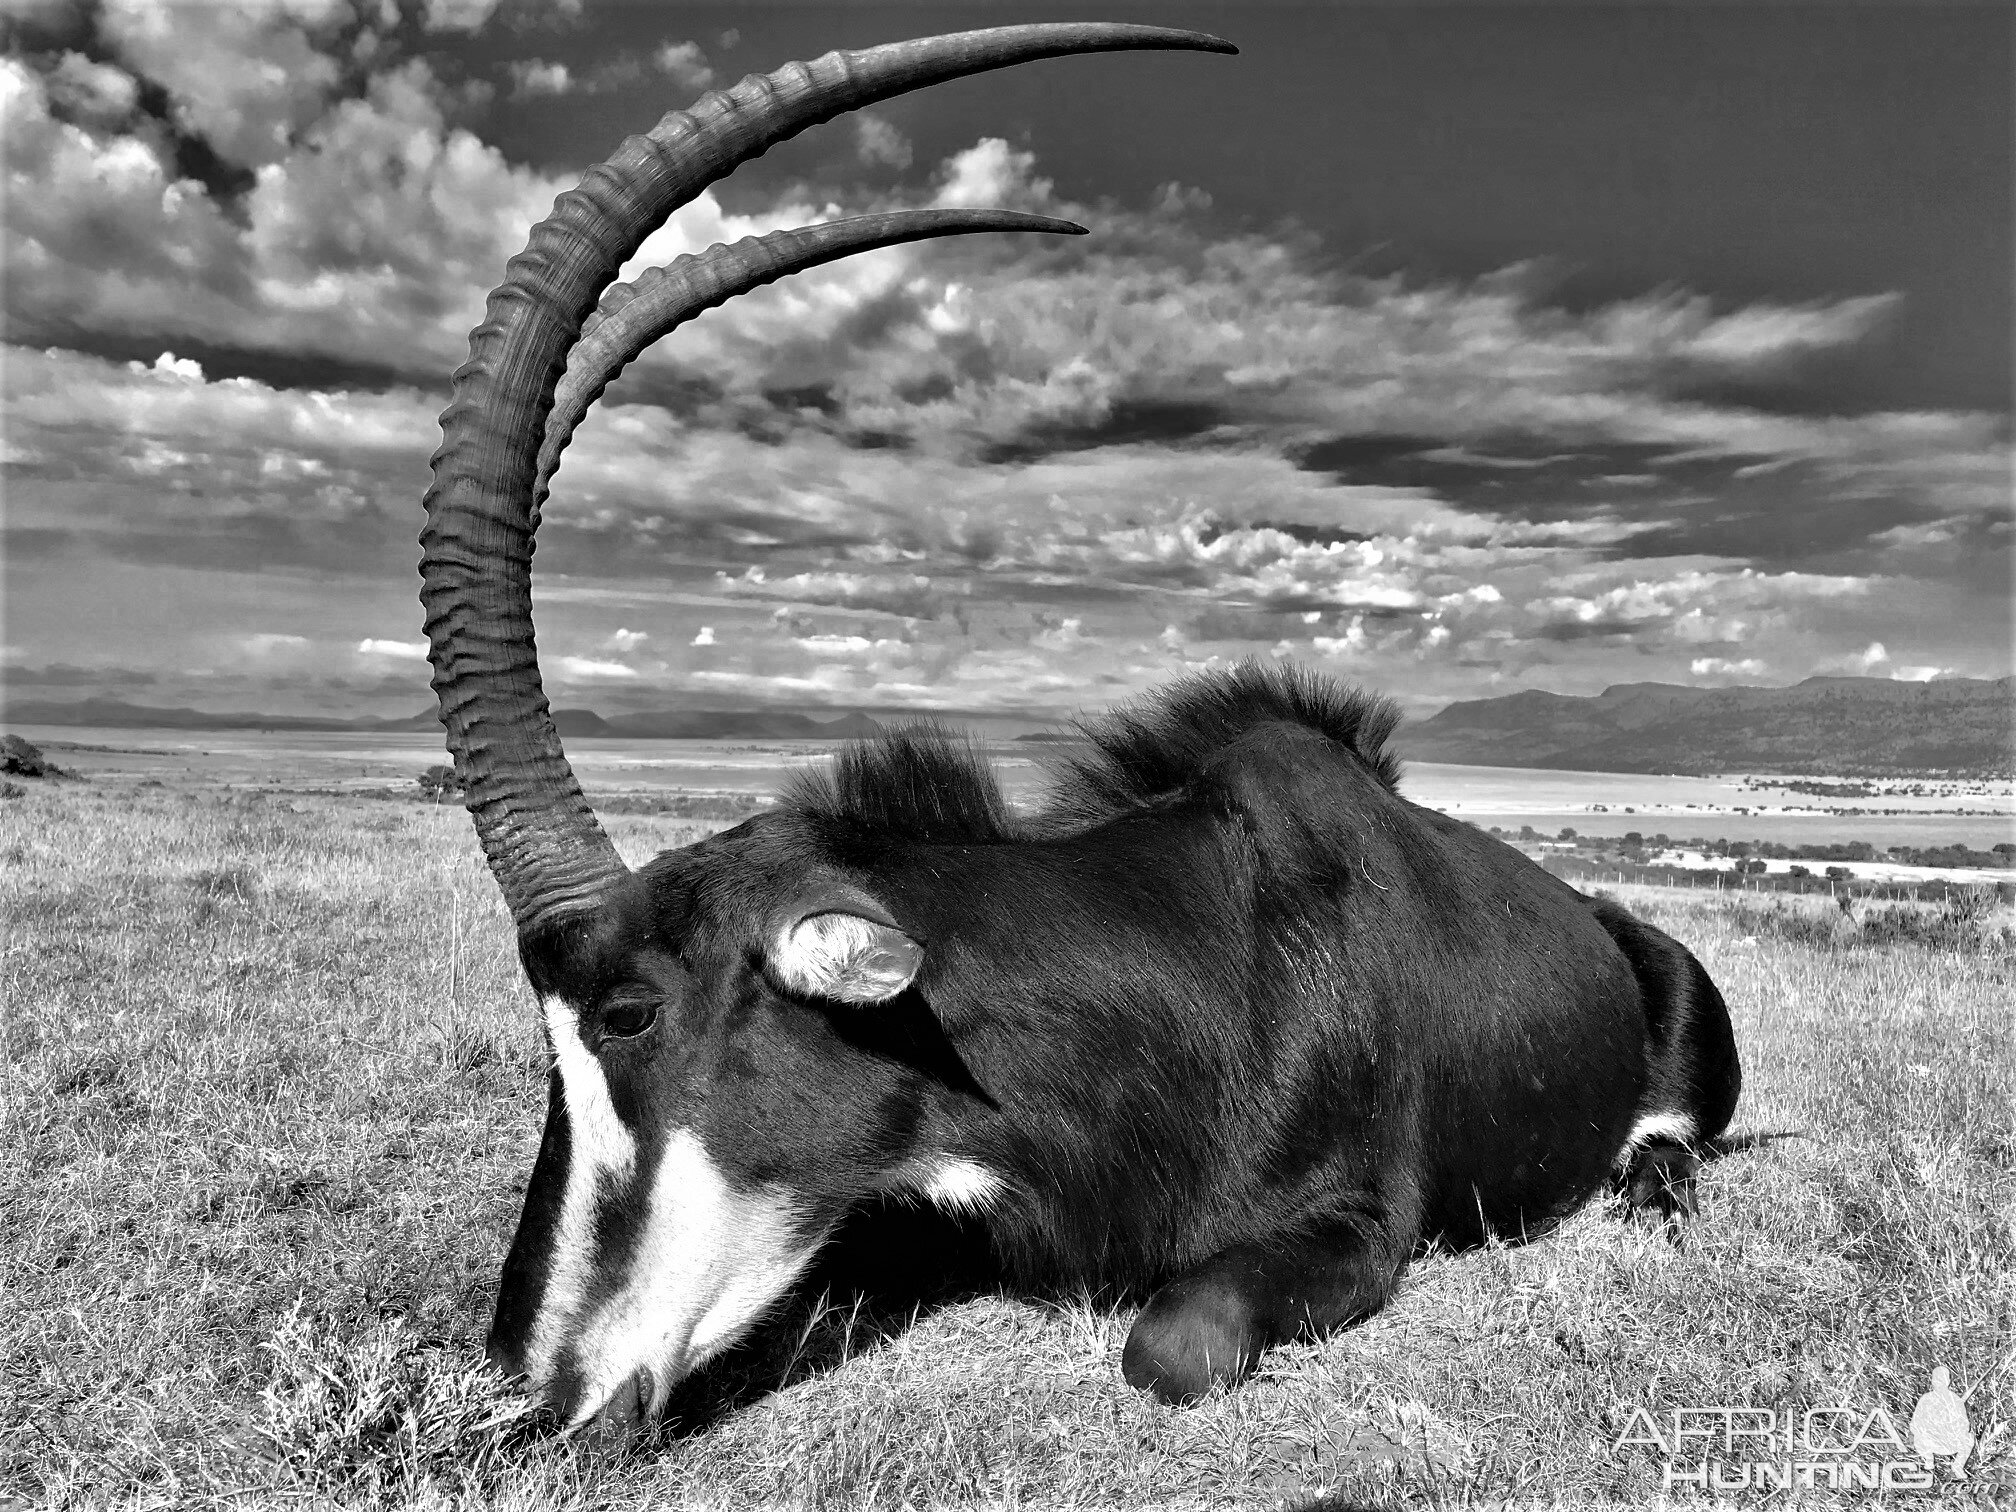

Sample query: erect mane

[779,666,1401,847]
[1043,662,1404,821]
[782,721,1014,846]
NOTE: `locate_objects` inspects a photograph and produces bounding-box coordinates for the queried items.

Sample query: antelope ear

[772,910,924,1004]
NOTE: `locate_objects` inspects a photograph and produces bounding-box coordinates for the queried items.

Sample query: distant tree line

[1486,826,2014,904]
[1494,826,2011,870]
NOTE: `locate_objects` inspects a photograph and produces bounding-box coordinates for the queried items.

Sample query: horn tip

[1051,23,1237,56]
[1169,30,1239,56]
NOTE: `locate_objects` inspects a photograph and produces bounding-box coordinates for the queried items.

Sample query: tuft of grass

[438,1021,500,1077]
[252,1302,538,1505]
[185,861,264,926]
[186,863,263,901]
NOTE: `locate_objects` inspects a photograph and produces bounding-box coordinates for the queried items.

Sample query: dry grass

[2,779,2011,1510]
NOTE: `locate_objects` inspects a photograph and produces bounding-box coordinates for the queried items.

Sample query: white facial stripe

[772,912,922,1003]
[1615,1110,1697,1167]
[918,1157,1006,1216]
[529,997,638,1384]
[562,1127,824,1431]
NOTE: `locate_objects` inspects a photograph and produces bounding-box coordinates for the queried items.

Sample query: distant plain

[18,725,2016,852]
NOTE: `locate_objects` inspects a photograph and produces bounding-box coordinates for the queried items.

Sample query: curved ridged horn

[420,24,1237,937]
[534,210,1086,518]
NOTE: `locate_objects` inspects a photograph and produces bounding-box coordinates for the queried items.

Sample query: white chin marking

[915,1157,1005,1216]
[1615,1110,1697,1168]
[562,1127,822,1432]
[529,997,636,1385]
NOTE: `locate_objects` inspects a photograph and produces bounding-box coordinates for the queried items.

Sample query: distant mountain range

[1394,675,2014,776]
[8,675,2011,776]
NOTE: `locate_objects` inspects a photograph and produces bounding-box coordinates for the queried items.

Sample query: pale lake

[20,725,2012,851]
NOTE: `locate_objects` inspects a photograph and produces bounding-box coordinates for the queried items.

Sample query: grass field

[3,775,2012,1510]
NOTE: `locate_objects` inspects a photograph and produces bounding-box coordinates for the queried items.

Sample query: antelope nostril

[585,1367,653,1443]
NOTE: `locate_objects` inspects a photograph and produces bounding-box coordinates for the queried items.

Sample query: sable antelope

[419,23,1741,1436]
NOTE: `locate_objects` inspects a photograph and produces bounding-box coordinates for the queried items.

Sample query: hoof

[1121,1272,1269,1405]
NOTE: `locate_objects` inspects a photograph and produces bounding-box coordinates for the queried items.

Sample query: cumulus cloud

[653,40,713,94]
[1312,619,1372,661]
[4,59,248,326]
[547,144,2004,585]
[854,114,912,170]
[1032,617,1093,651]
[11,24,1997,531]
[932,138,1049,210]
[3,46,568,374]
[1531,569,1863,636]
[358,639,427,658]
[506,59,572,98]
[43,51,139,126]
[1809,639,1947,683]
[99,0,344,170]
[6,346,435,479]
[422,0,500,33]
[1689,656,1767,678]
[505,44,705,100]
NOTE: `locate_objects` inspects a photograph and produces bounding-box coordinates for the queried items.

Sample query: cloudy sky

[4,1,2010,723]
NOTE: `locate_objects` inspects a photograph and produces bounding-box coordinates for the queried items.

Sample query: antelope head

[418,24,1234,1436]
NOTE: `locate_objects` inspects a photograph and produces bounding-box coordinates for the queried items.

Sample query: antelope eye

[600,997,658,1039]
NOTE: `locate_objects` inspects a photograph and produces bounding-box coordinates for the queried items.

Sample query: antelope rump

[416,23,1742,1436]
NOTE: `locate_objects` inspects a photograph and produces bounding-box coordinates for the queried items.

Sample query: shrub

[1,734,65,778]
[1747,899,1846,948]
[1857,891,2012,953]
[416,764,464,802]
